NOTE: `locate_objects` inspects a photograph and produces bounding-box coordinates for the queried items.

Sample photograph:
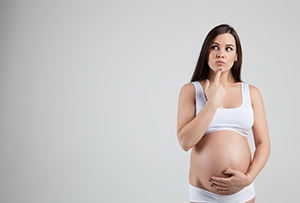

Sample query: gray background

[0,0,299,202]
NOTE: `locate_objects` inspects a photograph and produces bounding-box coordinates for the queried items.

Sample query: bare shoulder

[248,84,270,145]
[177,82,196,135]
[178,82,195,101]
[248,84,264,106]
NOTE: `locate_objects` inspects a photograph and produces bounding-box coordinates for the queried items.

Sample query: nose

[217,50,225,58]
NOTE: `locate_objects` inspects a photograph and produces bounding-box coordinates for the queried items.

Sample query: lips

[216,61,225,65]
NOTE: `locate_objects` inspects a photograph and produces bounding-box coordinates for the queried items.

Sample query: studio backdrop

[0,0,299,202]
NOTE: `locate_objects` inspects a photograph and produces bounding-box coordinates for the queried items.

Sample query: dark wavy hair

[190,24,243,83]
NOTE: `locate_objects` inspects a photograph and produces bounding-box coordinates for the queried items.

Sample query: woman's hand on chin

[209,168,252,193]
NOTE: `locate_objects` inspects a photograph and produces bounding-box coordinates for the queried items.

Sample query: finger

[211,180,227,188]
[210,177,229,184]
[214,68,222,85]
[204,79,209,100]
[214,184,228,190]
[216,188,230,192]
[212,184,228,191]
[222,168,237,176]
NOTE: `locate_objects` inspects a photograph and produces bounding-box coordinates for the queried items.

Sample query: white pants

[189,182,255,203]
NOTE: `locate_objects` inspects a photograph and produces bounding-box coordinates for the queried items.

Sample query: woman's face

[207,33,238,73]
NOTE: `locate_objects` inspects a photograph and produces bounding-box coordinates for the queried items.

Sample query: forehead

[212,33,236,45]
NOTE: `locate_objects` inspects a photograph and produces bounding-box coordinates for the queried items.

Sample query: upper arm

[249,85,270,147]
[177,83,196,137]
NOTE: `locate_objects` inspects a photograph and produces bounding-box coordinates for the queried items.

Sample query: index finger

[210,176,230,184]
[214,68,222,85]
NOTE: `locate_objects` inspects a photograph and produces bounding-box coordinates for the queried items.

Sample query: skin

[206,33,270,192]
[206,33,238,87]
[184,33,270,202]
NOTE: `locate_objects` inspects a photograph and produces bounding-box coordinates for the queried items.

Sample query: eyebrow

[211,42,235,47]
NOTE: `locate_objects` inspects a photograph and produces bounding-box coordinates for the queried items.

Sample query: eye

[226,47,233,51]
[211,45,218,50]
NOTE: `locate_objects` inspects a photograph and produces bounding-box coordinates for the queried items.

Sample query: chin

[214,66,226,71]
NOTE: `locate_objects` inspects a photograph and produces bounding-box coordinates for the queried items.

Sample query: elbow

[268,141,271,157]
[178,131,192,152]
[180,142,191,152]
[265,138,271,157]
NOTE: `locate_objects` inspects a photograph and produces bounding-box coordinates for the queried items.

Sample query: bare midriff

[189,129,251,195]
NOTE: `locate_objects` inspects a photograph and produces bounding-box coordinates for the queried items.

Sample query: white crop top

[191,81,254,137]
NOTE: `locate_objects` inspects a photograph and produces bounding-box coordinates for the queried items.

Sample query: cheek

[208,53,214,62]
[229,54,237,61]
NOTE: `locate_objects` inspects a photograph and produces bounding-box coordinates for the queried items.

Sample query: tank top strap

[192,81,207,99]
[242,82,251,106]
[191,81,200,103]
[192,81,251,108]
[192,81,207,116]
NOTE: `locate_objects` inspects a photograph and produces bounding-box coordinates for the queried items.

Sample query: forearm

[246,142,271,183]
[179,101,217,151]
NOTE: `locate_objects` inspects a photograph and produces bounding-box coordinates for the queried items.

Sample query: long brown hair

[190,24,243,83]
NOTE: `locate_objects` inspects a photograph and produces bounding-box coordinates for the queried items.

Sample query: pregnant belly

[189,130,252,195]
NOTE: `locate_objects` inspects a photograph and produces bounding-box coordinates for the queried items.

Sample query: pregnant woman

[176,24,270,203]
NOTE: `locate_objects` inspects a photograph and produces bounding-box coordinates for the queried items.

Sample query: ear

[235,53,238,62]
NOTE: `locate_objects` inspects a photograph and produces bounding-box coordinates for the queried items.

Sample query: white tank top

[191,81,254,137]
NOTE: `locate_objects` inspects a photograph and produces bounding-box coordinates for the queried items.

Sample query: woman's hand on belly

[209,168,252,194]
[189,131,252,195]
